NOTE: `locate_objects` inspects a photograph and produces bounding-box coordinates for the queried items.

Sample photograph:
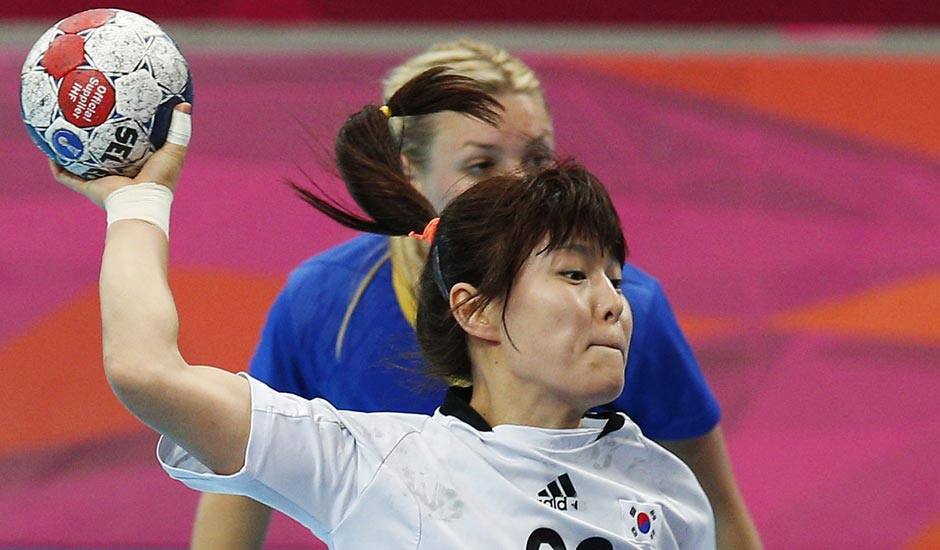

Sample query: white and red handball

[20,9,193,178]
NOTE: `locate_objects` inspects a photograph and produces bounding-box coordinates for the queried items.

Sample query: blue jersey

[250,234,720,441]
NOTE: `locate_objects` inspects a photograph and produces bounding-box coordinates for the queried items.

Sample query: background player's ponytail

[290,67,502,236]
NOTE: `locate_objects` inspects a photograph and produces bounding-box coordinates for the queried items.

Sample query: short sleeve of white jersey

[157,373,417,538]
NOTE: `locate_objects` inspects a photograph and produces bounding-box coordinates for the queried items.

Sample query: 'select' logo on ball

[52,128,84,159]
[101,126,139,164]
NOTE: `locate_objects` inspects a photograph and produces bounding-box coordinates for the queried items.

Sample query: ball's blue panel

[150,97,181,150]
[24,123,56,160]
[150,73,192,150]
[19,77,56,160]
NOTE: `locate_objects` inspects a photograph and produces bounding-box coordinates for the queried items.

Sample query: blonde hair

[383,39,542,102]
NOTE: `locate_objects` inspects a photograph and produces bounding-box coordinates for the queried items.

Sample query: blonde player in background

[51,72,717,548]
[192,41,760,549]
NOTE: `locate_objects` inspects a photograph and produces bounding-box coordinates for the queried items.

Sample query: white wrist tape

[104,182,174,239]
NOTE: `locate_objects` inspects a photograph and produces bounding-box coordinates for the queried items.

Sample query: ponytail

[291,67,502,236]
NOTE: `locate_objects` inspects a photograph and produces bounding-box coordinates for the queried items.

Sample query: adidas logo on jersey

[537,473,579,511]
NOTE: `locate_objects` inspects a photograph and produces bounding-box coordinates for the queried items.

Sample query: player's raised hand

[135,103,192,193]
[49,103,192,207]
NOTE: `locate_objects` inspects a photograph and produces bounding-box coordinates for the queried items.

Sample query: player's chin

[583,359,626,406]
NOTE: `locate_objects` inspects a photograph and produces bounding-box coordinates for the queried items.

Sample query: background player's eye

[466,159,496,175]
[526,153,552,168]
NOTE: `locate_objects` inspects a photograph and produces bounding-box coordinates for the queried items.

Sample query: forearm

[97,216,250,474]
[98,216,191,443]
[192,493,274,550]
[100,218,180,381]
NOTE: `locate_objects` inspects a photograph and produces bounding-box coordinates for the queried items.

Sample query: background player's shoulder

[283,234,388,294]
[621,262,663,292]
[271,234,390,329]
[292,234,389,277]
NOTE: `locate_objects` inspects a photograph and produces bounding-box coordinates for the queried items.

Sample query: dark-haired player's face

[500,241,632,413]
[413,92,554,212]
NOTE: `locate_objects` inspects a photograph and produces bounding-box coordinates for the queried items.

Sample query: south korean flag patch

[620,500,663,544]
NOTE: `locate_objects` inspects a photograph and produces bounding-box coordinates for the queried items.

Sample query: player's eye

[609,277,623,293]
[560,270,587,282]
[525,152,552,169]
[465,159,496,176]
[524,142,553,169]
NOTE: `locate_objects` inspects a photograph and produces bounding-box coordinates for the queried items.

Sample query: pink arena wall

[1,46,939,548]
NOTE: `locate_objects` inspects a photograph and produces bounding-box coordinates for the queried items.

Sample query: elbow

[103,354,157,403]
[103,353,144,390]
[102,348,179,401]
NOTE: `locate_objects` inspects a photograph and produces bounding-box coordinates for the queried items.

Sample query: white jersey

[159,374,715,549]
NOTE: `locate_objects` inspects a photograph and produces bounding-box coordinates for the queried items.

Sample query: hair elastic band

[408,217,439,244]
[430,244,450,300]
[409,217,448,299]
[378,105,392,118]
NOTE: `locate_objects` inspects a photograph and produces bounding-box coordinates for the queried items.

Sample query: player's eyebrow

[526,130,553,144]
[458,141,499,151]
[555,243,594,258]
[554,243,619,269]
[525,136,552,155]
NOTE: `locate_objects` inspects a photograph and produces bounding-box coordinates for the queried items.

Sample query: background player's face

[411,92,554,212]
[498,241,632,412]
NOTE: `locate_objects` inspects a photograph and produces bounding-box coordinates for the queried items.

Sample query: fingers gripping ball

[100,107,190,239]
[20,9,193,179]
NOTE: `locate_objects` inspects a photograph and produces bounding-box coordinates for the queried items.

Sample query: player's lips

[588,339,626,359]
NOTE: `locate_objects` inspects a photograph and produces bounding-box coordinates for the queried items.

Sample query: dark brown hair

[293,67,626,385]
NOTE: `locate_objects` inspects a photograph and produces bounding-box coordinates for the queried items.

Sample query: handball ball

[20,8,193,179]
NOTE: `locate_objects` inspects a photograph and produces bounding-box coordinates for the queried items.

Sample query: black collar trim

[441,386,626,439]
[440,386,493,431]
[585,410,626,441]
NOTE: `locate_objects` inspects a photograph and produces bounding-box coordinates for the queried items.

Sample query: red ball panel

[58,9,115,34]
[41,34,85,79]
[58,70,115,128]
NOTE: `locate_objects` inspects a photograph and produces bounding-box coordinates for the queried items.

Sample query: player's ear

[450,283,499,342]
[400,154,417,183]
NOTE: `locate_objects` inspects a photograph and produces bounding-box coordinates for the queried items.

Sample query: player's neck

[468,368,584,430]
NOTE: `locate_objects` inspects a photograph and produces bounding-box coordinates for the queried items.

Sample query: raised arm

[51,104,251,475]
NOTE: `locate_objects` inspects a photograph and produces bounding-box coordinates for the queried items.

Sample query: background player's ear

[450,283,500,342]
[400,154,417,183]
